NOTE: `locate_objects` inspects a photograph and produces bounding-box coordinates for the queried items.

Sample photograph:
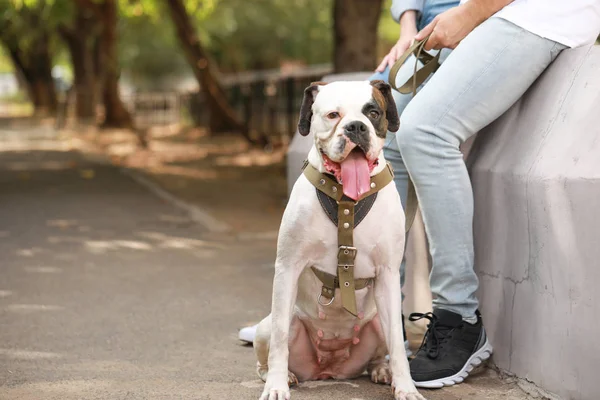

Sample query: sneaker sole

[239,331,255,344]
[413,338,493,389]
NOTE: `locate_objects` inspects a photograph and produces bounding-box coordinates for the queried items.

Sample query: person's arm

[376,8,419,72]
[415,0,514,50]
[390,0,424,23]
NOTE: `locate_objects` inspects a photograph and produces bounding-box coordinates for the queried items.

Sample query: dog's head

[298,80,399,200]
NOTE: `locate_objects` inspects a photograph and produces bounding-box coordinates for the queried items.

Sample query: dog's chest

[292,180,400,317]
[301,219,382,279]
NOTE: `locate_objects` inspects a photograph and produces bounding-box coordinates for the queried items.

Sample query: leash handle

[387,35,440,233]
[388,34,441,97]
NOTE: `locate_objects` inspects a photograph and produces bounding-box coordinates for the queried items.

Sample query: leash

[389,34,441,96]
[388,34,440,233]
[302,161,394,316]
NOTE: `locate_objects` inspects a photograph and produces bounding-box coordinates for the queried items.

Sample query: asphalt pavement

[0,125,534,400]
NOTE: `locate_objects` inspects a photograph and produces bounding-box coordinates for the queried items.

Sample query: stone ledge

[468,45,600,400]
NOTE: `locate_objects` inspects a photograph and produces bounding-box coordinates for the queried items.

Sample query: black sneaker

[408,309,492,388]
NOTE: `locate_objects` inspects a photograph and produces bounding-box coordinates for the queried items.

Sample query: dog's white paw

[259,380,291,400]
[369,362,392,385]
[395,392,427,400]
[394,391,427,400]
[392,379,427,400]
[256,363,298,387]
[259,371,293,400]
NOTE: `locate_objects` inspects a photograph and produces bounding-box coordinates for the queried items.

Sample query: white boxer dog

[254,80,425,400]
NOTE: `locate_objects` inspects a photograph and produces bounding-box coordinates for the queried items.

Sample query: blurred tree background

[0,0,400,135]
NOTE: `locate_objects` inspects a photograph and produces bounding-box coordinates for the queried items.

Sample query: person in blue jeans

[371,0,598,390]
[368,0,459,336]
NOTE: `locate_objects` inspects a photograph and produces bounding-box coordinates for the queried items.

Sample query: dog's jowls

[254,80,426,400]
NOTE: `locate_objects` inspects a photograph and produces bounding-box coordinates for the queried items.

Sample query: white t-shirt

[460,0,600,48]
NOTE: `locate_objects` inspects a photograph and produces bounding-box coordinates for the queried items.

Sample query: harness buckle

[338,245,357,260]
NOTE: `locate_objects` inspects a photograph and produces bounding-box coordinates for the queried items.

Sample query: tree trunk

[333,0,383,73]
[92,35,104,105]
[165,0,248,135]
[4,35,57,116]
[36,33,58,114]
[71,39,97,121]
[98,0,132,128]
[59,7,98,123]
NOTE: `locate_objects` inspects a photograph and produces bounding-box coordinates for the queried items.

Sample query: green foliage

[0,47,14,73]
[379,0,400,52]
[1,0,402,89]
[0,0,72,72]
[199,0,334,71]
[0,0,73,37]
[117,0,336,74]
[119,13,189,89]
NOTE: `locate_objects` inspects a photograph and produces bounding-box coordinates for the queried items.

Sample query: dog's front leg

[259,253,304,400]
[375,265,426,400]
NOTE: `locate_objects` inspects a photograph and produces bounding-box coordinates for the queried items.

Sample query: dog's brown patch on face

[369,80,400,132]
[372,87,386,110]
[363,96,388,138]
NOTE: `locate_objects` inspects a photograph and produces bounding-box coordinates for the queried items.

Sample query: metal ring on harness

[317,293,335,306]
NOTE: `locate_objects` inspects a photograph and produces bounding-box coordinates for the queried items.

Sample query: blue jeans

[370,17,566,318]
[371,0,458,211]
[418,0,460,30]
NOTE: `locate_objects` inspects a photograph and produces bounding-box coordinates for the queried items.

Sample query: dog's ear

[370,80,400,132]
[298,81,327,136]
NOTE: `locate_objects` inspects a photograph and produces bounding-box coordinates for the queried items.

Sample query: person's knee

[396,100,460,160]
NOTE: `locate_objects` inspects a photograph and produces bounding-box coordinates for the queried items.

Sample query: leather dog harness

[302,161,394,316]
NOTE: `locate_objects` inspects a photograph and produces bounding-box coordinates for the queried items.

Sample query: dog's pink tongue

[340,151,371,201]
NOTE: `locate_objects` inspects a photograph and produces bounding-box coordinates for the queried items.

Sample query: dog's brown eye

[326,112,340,120]
[369,110,380,119]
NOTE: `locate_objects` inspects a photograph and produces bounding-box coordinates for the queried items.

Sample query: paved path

[0,126,533,400]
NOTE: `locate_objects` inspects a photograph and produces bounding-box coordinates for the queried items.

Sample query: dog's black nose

[344,121,368,134]
[343,121,370,153]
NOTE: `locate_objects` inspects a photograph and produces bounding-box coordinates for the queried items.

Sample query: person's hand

[375,10,418,72]
[375,35,415,72]
[415,4,483,50]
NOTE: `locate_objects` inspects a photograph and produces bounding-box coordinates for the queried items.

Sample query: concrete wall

[467,45,600,400]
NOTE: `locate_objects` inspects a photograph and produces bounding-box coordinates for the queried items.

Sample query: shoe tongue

[433,309,463,328]
[340,150,371,201]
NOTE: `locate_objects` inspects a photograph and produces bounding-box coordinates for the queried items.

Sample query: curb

[120,168,232,234]
[67,130,232,234]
